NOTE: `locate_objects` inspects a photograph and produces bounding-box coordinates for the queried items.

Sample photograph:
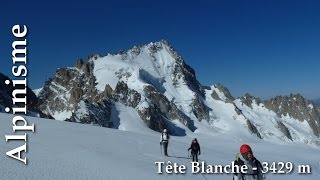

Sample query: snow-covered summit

[36,40,207,133]
[92,40,203,95]
[9,40,320,147]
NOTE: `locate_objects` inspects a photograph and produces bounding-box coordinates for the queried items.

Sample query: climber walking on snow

[188,138,201,162]
[233,144,266,180]
[160,129,170,156]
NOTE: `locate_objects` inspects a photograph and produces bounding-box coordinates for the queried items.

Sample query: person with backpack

[160,129,170,156]
[233,144,266,180]
[188,138,201,162]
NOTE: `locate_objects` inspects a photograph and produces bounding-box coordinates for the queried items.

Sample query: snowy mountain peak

[263,94,320,137]
[36,41,207,134]
[210,83,235,103]
[91,40,205,99]
[13,41,320,147]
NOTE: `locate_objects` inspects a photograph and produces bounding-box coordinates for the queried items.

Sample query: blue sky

[1,0,319,99]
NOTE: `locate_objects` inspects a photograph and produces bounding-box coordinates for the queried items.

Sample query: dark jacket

[188,141,200,153]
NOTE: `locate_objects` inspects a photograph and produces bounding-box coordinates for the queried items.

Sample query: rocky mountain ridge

[1,40,319,146]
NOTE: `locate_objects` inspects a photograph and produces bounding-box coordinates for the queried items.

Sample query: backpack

[161,132,169,141]
[233,154,263,180]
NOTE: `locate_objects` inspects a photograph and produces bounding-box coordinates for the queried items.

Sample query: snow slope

[0,112,319,180]
[234,99,320,146]
[92,41,200,121]
[92,42,320,145]
[32,88,43,97]
[33,41,320,148]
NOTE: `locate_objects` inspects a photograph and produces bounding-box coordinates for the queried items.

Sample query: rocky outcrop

[211,91,220,101]
[137,105,167,132]
[264,94,320,137]
[30,40,320,144]
[36,41,207,133]
[316,104,320,114]
[246,120,262,139]
[103,84,113,98]
[37,61,113,126]
[191,95,210,121]
[66,100,112,127]
[211,83,235,104]
[157,41,204,97]
[143,85,195,131]
[276,121,292,141]
[113,81,141,108]
[240,93,262,108]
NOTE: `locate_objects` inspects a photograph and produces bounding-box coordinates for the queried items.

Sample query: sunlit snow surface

[0,113,319,180]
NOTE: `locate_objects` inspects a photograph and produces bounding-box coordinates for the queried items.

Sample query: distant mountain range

[1,40,320,146]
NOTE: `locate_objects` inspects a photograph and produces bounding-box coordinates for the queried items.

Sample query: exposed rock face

[22,40,320,145]
[240,93,262,108]
[246,119,262,139]
[232,95,262,139]
[211,83,235,104]
[113,81,141,108]
[142,85,195,132]
[137,105,165,131]
[191,95,210,121]
[235,93,320,141]
[37,61,113,126]
[143,86,174,118]
[211,91,220,101]
[264,94,320,137]
[66,100,112,127]
[316,104,320,114]
[158,40,205,97]
[276,121,292,141]
[103,84,113,98]
[35,41,205,134]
